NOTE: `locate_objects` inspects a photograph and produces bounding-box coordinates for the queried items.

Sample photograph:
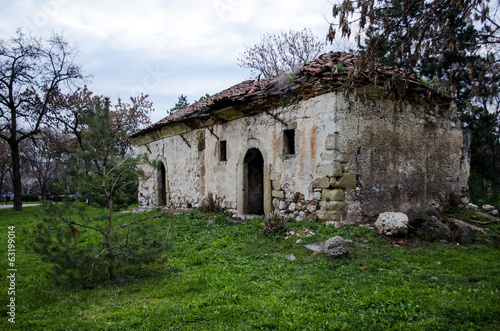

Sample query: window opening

[283,129,295,155]
[220,140,227,161]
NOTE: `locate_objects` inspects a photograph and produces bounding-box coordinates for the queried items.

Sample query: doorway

[244,148,264,214]
[158,163,167,206]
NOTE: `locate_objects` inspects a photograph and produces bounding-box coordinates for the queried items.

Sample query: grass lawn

[1,205,499,330]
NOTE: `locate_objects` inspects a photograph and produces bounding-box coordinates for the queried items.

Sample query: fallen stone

[454,226,476,245]
[490,209,499,217]
[405,206,429,230]
[285,254,297,261]
[466,203,479,211]
[375,212,409,237]
[417,216,451,241]
[304,242,325,253]
[324,236,353,258]
[448,218,486,234]
[482,204,495,211]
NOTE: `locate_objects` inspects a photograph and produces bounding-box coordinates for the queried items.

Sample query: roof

[131,51,450,139]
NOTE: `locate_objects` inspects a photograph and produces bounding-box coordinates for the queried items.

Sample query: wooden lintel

[264,109,287,125]
[179,134,191,148]
[208,127,219,140]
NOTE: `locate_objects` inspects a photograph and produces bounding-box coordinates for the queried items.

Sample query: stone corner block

[272,190,284,199]
[325,133,338,150]
[272,180,282,191]
[316,161,343,178]
[330,173,357,189]
[321,188,345,202]
[312,177,330,189]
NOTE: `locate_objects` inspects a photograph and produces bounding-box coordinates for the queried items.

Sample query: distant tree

[20,128,65,200]
[0,140,10,200]
[0,30,84,211]
[238,28,326,79]
[196,93,210,102]
[58,87,153,157]
[169,94,190,114]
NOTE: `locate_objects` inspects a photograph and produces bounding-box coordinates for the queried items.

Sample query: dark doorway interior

[244,148,264,214]
[158,163,167,206]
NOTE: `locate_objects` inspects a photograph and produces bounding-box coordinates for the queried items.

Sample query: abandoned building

[131,52,469,223]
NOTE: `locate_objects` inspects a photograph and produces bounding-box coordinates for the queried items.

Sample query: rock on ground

[304,242,325,253]
[324,236,353,258]
[454,226,476,245]
[417,216,451,241]
[375,212,409,237]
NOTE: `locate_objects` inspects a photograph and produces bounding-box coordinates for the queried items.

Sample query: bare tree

[238,28,326,79]
[0,140,10,201]
[0,30,84,211]
[20,128,67,200]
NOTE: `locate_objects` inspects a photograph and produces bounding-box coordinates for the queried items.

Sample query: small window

[219,140,227,161]
[283,129,295,155]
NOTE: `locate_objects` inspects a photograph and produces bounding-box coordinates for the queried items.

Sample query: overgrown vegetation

[262,213,288,237]
[2,206,499,330]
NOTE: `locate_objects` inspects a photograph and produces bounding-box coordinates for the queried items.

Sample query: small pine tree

[169,94,190,114]
[30,98,165,283]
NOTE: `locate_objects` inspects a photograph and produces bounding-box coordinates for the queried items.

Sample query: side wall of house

[137,91,468,222]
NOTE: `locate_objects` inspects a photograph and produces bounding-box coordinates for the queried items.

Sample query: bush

[262,214,288,237]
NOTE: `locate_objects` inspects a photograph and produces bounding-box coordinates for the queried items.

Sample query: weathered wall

[137,91,469,222]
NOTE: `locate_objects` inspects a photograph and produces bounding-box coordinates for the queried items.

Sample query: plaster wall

[137,91,468,222]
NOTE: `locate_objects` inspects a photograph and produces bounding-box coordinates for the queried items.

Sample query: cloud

[0,0,336,122]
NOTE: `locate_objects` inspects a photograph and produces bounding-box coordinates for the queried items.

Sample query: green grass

[1,206,499,330]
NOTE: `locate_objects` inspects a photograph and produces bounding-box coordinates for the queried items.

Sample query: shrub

[262,213,288,237]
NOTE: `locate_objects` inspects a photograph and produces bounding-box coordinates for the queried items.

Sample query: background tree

[19,127,71,200]
[0,30,84,211]
[0,140,10,201]
[328,0,499,104]
[238,28,326,79]
[169,94,190,114]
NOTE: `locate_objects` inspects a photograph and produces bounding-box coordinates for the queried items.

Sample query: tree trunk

[107,193,115,280]
[108,263,116,281]
[11,141,22,211]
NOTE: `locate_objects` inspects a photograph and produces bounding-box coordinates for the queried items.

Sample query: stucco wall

[137,91,469,222]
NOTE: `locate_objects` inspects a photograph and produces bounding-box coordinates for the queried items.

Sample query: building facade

[131,52,469,223]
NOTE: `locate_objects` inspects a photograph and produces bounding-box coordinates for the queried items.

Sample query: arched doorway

[158,163,167,206]
[244,148,264,214]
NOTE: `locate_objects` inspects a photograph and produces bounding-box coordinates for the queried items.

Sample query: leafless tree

[238,28,326,79]
[0,30,84,211]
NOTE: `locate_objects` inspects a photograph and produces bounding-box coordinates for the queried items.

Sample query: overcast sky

[1,0,338,123]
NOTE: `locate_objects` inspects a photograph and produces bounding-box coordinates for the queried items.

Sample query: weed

[262,213,288,237]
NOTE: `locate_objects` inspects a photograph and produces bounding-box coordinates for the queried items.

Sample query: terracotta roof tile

[132,52,446,138]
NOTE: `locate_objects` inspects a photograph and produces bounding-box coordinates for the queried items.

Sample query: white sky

[0,0,339,123]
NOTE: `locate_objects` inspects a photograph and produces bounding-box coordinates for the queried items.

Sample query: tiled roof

[132,52,447,138]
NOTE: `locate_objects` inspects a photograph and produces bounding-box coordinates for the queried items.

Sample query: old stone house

[131,52,469,223]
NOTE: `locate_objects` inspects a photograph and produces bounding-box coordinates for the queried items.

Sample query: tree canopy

[238,28,326,79]
[0,30,84,210]
[328,0,499,106]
